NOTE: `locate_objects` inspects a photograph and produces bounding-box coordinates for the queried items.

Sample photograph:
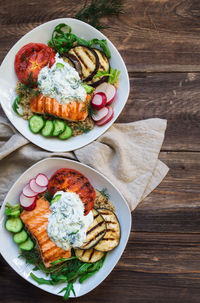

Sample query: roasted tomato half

[15,43,55,86]
[48,168,96,215]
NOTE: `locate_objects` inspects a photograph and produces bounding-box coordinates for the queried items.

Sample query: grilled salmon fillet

[20,195,71,268]
[30,93,89,121]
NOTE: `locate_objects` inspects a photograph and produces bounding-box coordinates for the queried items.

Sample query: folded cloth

[0,116,169,211]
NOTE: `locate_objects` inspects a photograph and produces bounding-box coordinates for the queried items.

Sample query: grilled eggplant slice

[62,53,82,77]
[62,55,75,68]
[74,247,105,263]
[80,209,106,250]
[88,49,110,87]
[68,46,99,81]
[94,208,120,252]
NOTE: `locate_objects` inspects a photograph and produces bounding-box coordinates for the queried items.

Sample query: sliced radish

[96,107,114,126]
[91,92,107,110]
[95,83,116,105]
[29,178,47,193]
[23,183,37,198]
[35,173,48,187]
[92,106,109,122]
[20,193,37,211]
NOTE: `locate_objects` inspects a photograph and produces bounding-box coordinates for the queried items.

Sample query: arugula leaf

[88,38,111,58]
[30,273,53,285]
[48,23,111,58]
[51,256,77,266]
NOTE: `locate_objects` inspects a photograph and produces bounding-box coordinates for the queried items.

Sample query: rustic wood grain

[1,0,200,302]
[133,151,200,233]
[1,0,200,72]
[117,72,200,151]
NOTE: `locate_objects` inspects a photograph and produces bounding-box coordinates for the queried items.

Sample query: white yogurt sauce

[47,191,93,251]
[38,53,87,104]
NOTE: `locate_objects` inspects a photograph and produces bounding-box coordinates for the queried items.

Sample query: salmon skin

[20,195,71,268]
[48,168,96,216]
[30,93,90,122]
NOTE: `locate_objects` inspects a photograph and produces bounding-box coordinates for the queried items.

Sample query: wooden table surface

[1,0,200,302]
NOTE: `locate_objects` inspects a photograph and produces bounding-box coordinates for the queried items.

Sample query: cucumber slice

[52,120,66,136]
[51,194,62,205]
[41,120,54,137]
[5,209,21,218]
[19,237,34,251]
[5,218,23,233]
[13,230,28,244]
[59,125,72,140]
[29,115,44,134]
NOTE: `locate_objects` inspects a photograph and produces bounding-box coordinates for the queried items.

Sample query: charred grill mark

[59,103,62,118]
[104,221,116,225]
[73,50,88,69]
[87,219,104,235]
[83,230,105,247]
[101,238,116,241]
[106,229,117,233]
[81,250,86,257]
[84,49,95,62]
[89,249,95,261]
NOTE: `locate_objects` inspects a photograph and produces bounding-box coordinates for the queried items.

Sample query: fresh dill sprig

[75,0,124,30]
[99,188,110,200]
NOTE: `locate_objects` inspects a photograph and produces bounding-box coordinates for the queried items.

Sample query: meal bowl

[0,18,130,152]
[0,158,131,298]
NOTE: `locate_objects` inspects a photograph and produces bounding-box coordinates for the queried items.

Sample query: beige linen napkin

[0,116,169,211]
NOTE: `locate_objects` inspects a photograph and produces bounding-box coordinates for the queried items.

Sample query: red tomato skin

[15,43,55,85]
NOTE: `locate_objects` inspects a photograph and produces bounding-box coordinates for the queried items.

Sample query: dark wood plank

[1,0,200,72]
[117,72,200,151]
[133,151,200,233]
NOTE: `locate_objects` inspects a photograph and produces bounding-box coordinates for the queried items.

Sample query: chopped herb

[56,63,64,69]
[44,191,53,203]
[99,188,110,200]
[75,0,124,30]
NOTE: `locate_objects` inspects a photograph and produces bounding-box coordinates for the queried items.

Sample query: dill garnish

[99,188,110,200]
[75,0,124,30]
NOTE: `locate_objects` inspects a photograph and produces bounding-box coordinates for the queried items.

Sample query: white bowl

[0,158,131,298]
[0,18,130,152]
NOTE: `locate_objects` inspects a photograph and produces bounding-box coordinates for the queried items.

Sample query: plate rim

[0,157,132,298]
[0,18,130,152]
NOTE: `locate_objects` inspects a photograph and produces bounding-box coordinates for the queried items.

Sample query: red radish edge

[20,193,37,211]
[35,173,48,187]
[95,83,116,105]
[23,183,37,198]
[91,92,107,110]
[29,178,47,193]
[92,106,109,122]
[96,107,114,126]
